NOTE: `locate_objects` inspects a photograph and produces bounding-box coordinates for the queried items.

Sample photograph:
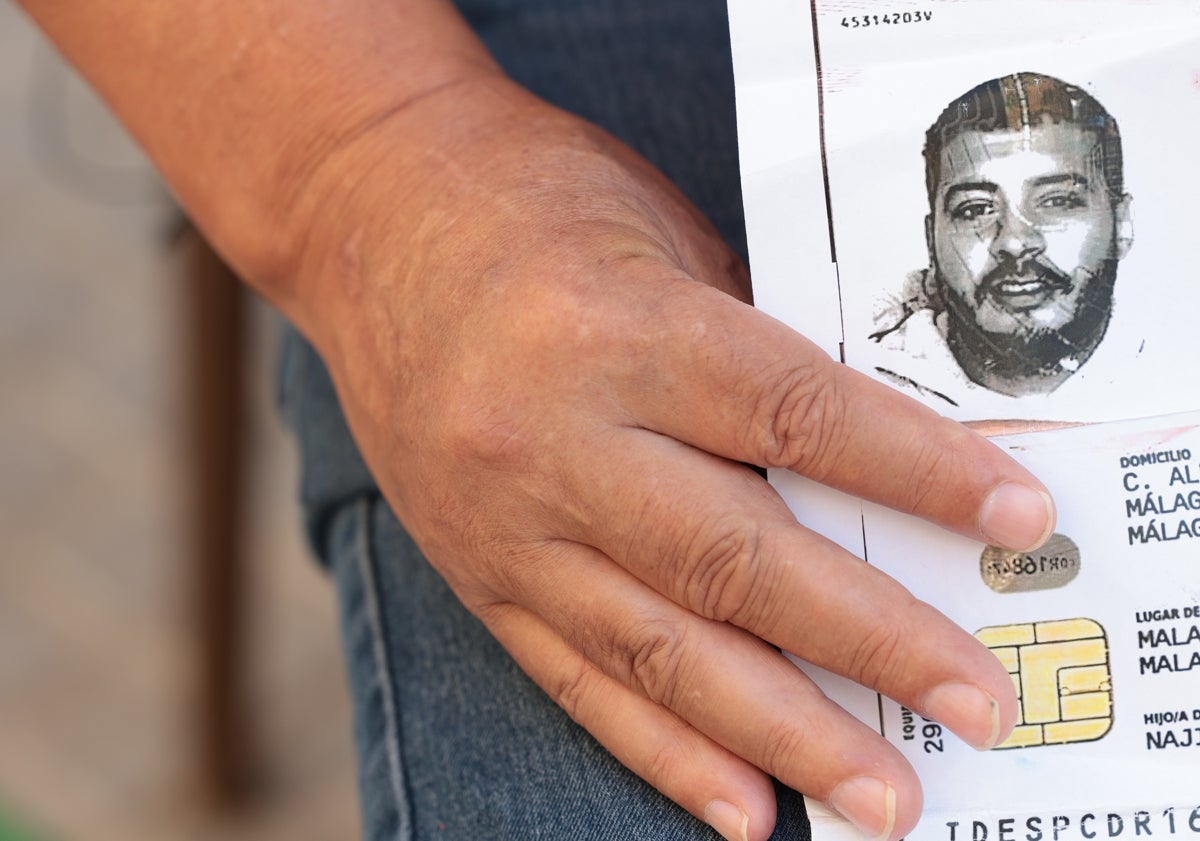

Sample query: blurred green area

[0,809,48,841]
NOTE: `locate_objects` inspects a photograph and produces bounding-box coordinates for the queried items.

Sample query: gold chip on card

[976,618,1112,750]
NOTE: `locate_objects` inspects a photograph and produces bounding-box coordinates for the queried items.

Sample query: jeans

[320,495,811,840]
[278,0,813,837]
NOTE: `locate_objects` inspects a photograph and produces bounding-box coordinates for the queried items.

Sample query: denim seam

[356,497,414,841]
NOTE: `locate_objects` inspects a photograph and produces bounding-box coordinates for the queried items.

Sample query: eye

[949,199,996,222]
[1036,191,1089,211]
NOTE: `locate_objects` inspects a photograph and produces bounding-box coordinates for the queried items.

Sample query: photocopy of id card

[794,412,1200,841]
[728,0,1200,426]
[726,1,1200,835]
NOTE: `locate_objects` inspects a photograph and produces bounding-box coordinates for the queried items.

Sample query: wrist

[279,72,533,352]
[18,0,509,328]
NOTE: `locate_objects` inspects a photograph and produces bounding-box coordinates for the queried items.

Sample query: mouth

[983,270,1071,311]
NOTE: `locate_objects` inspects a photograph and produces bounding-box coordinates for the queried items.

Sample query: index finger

[621,277,1056,552]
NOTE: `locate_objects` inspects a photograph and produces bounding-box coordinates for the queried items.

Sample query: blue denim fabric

[278,0,814,837]
[322,497,811,840]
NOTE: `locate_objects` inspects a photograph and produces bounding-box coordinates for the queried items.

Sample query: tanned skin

[16,3,1057,838]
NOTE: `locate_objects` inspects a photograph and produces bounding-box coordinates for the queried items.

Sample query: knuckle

[757,717,815,779]
[549,659,596,724]
[845,617,910,689]
[681,517,768,624]
[624,619,692,708]
[486,540,561,607]
[441,394,536,472]
[640,738,683,792]
[752,362,849,475]
[900,438,953,515]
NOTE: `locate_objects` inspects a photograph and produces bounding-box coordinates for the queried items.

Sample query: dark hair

[924,72,1123,206]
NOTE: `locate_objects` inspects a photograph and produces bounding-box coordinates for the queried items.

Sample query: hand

[299,74,1055,841]
[9,0,1050,836]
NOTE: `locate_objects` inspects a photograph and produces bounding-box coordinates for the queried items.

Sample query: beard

[936,257,1118,387]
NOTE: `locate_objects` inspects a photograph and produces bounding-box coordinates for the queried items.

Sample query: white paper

[730,0,1200,424]
[793,413,1200,840]
[727,1,1200,836]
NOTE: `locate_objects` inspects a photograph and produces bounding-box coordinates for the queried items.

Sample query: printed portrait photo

[867,73,1133,404]
[811,6,1200,423]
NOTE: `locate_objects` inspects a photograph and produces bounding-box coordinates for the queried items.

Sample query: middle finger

[551,425,1017,751]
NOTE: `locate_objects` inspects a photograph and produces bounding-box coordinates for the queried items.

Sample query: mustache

[974,256,1073,305]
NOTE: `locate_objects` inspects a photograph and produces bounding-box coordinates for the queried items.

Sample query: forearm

[15,0,502,328]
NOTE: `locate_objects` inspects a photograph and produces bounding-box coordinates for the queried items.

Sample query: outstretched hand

[298,74,1055,841]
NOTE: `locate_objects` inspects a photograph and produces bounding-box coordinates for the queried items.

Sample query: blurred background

[1,4,360,839]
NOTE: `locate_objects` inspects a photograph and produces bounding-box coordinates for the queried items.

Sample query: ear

[921,214,943,305]
[1113,193,1134,260]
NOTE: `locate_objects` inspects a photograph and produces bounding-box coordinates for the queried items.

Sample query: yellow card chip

[976,618,1112,749]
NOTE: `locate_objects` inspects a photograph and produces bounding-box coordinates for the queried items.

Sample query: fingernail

[704,800,750,841]
[827,777,896,841]
[923,682,1002,750]
[978,483,1055,551]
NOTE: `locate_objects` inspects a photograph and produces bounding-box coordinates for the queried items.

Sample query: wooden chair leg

[181,225,247,808]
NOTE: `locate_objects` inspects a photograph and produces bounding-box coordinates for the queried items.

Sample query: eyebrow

[942,181,997,212]
[1028,173,1089,189]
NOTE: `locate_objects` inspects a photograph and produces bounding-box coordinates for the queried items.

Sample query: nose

[990,203,1046,262]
